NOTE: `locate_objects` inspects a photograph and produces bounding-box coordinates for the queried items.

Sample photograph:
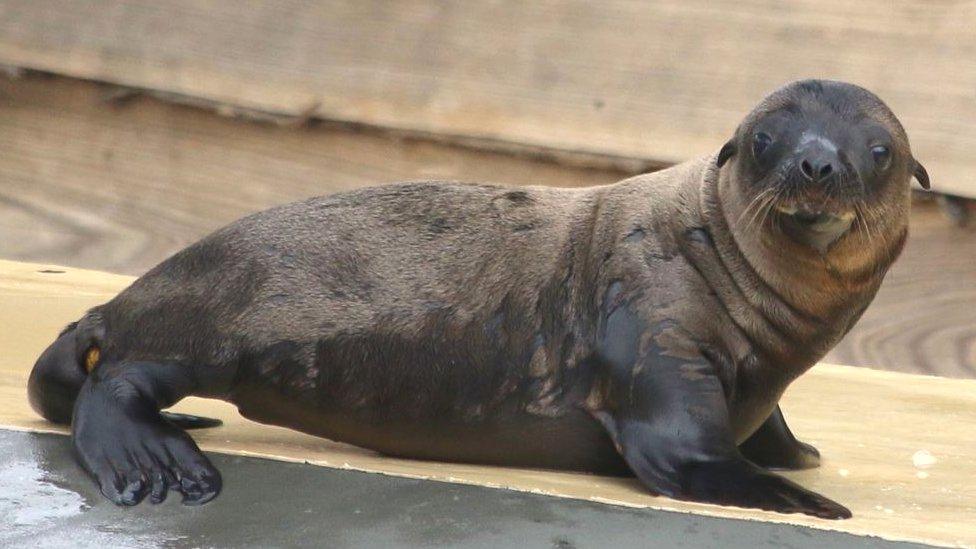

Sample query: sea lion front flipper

[72,361,221,506]
[591,354,849,519]
[739,405,820,470]
[160,412,224,430]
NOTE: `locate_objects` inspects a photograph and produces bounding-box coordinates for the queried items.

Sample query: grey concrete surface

[0,430,933,549]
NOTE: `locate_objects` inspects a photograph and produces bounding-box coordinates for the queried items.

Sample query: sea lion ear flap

[913,160,931,190]
[717,140,737,168]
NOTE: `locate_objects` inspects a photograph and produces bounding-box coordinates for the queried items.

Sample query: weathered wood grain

[0,0,972,197]
[0,75,972,378]
[0,74,622,274]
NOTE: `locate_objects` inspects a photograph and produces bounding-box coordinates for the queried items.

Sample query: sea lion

[28,79,929,517]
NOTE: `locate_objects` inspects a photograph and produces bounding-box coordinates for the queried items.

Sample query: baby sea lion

[28,79,929,517]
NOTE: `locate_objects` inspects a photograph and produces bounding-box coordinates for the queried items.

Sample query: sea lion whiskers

[736,186,778,231]
[737,161,795,232]
[748,185,785,235]
[853,200,875,246]
[736,186,776,225]
[758,186,787,234]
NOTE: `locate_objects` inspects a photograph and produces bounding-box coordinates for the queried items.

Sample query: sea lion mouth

[773,205,855,233]
[773,204,855,253]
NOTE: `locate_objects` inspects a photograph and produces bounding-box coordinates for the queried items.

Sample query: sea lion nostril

[799,157,835,183]
[800,159,815,179]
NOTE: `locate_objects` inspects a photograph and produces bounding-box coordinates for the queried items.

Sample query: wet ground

[0,430,935,549]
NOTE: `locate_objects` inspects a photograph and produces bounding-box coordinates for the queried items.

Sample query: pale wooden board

[0,0,972,197]
[1,74,974,379]
[0,259,974,548]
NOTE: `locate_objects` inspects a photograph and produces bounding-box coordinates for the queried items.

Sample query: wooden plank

[0,0,973,197]
[0,74,972,379]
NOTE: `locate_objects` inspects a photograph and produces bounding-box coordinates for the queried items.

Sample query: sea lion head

[716,79,928,256]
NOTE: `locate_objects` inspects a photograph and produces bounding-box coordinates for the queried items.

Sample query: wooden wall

[0,0,973,196]
[0,75,623,274]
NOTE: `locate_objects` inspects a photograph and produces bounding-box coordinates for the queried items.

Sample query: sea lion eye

[871,145,892,170]
[83,346,100,373]
[752,132,772,158]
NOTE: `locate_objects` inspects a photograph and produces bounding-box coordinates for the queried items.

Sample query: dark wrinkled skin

[28,80,928,518]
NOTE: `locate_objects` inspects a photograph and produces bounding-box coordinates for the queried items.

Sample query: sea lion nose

[797,146,839,183]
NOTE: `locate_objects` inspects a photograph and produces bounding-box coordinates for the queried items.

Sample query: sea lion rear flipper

[160,412,224,430]
[72,360,222,506]
[592,351,849,519]
[739,405,820,470]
